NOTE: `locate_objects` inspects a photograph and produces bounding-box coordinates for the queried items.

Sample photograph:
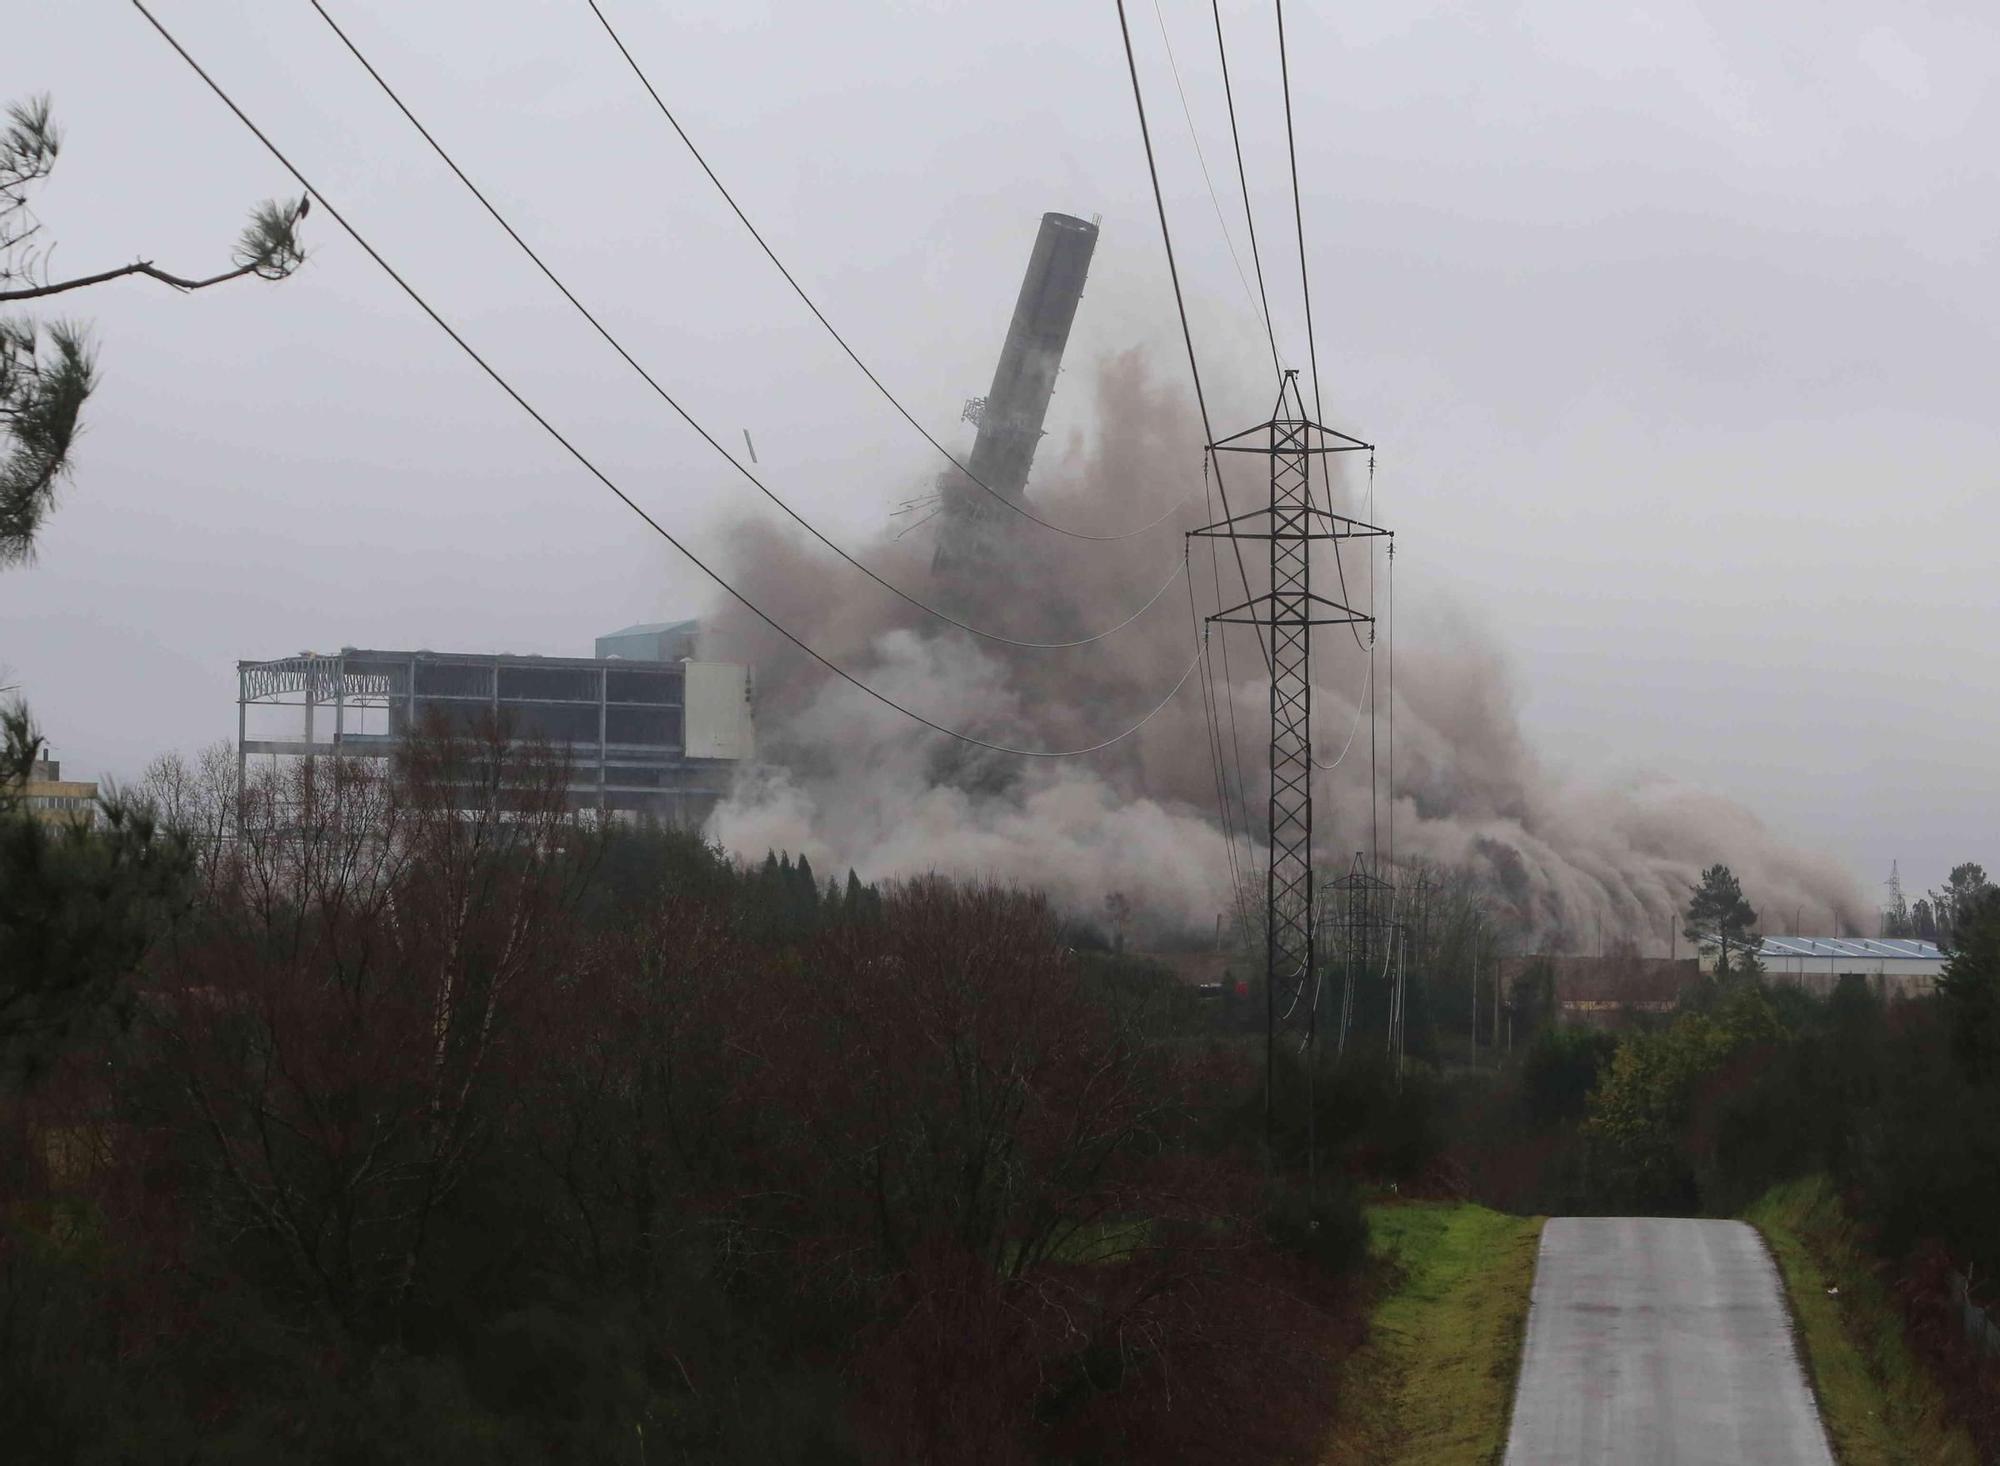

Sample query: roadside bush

[1519,1029,1618,1127]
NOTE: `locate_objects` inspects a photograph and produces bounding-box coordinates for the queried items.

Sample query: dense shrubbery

[1437,894,2000,1441]
[0,731,1399,1464]
[1436,910,2000,1273]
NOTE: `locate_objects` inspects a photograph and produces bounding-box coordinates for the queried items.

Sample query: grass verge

[1321,1201,1543,1466]
[1746,1175,1977,1466]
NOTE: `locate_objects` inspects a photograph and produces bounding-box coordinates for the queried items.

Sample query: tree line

[1882,861,1992,949]
[1,720,1399,1465]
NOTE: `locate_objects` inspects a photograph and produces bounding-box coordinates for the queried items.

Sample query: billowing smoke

[701,351,1865,949]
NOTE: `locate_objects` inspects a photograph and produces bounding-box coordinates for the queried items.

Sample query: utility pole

[1470,921,1482,1071]
[1190,372,1386,1169]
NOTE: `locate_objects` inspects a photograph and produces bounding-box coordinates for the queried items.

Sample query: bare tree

[136,740,239,897]
[144,725,589,1332]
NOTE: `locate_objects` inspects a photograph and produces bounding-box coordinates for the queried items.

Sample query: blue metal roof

[1757,936,1945,961]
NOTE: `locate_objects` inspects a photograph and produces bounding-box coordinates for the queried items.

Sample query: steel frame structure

[1325,853,1400,1060]
[235,648,738,826]
[1190,372,1389,1145]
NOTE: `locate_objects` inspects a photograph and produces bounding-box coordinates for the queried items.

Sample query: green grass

[1322,1201,1544,1466]
[1746,1176,1977,1466]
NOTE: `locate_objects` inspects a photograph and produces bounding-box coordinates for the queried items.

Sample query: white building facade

[1707,936,1948,998]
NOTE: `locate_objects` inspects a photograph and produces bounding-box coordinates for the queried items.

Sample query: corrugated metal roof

[1757,936,1945,961]
[599,619,698,640]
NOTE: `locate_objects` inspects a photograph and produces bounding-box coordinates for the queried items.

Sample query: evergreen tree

[1,702,190,1076]
[1913,897,1939,945]
[1936,889,2000,1081]
[789,853,819,935]
[1685,864,1760,978]
[1929,863,1994,952]
[2,95,307,564]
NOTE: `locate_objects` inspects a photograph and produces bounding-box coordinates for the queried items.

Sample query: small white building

[1706,936,1948,997]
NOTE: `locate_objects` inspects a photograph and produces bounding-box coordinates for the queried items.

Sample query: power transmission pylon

[1190,371,1389,1160]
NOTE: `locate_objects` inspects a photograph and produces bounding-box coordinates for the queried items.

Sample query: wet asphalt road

[1503,1216,1835,1465]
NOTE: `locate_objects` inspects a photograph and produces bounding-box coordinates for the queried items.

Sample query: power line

[1367,458,1378,860]
[1114,0,1270,678]
[1311,656,1370,770]
[1208,0,1283,383]
[1198,450,1260,889]
[1119,0,1268,944]
[1150,0,1277,378]
[131,0,1202,762]
[1187,548,1251,927]
[308,0,1185,654]
[583,0,1189,545]
[1273,0,1369,657]
[1118,0,1267,923]
[1275,0,1322,435]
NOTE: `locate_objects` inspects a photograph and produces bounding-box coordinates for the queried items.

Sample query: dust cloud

[701,351,1865,949]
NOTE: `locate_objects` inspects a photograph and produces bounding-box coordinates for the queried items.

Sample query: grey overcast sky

[2,1,1995,898]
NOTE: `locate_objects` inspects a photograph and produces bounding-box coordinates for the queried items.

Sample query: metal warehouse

[1734,935,1947,997]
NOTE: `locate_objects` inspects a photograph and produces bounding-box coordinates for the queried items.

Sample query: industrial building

[595,619,700,663]
[1498,953,1698,1032]
[236,633,752,826]
[1728,935,1947,997]
[13,758,99,828]
[1502,934,1950,1030]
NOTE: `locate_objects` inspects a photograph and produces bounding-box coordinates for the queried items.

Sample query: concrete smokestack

[935,211,1099,571]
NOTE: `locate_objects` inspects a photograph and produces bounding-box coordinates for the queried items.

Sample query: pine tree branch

[0,256,260,300]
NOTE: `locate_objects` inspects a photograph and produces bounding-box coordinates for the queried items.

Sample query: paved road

[1503,1217,1835,1465]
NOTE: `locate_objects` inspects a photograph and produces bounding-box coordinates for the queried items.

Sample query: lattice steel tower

[1191,372,1388,1130]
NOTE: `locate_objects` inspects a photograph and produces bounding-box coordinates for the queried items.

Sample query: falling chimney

[934,211,1099,573]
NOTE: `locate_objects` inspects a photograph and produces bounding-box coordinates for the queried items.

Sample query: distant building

[236,639,752,826]
[1723,936,1946,998]
[595,619,700,663]
[15,758,98,828]
[1500,953,1700,1032]
[1506,936,1951,1030]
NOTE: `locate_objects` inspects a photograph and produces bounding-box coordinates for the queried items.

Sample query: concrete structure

[934,211,1099,570]
[237,645,752,825]
[595,619,699,663]
[1505,1218,1834,1464]
[15,758,98,828]
[1719,935,1947,997]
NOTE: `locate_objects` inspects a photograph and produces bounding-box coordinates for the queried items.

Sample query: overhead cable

[583,0,1189,544]
[1388,532,1396,876]
[132,0,1201,760]
[1209,0,1283,382]
[1150,0,1278,378]
[1274,0,1369,655]
[1199,448,1262,895]
[1186,545,1252,928]
[1311,656,1370,771]
[309,0,1184,652]
[1114,0,1270,675]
